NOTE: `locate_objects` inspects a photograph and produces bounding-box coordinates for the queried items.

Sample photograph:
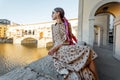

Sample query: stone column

[89,17,95,47]
[97,27,101,47]
[13,37,21,44]
[78,0,83,43]
[37,38,46,48]
[114,16,120,61]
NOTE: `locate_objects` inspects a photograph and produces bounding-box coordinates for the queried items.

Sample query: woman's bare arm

[48,44,62,55]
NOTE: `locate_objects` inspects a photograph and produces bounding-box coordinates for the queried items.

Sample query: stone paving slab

[94,46,120,80]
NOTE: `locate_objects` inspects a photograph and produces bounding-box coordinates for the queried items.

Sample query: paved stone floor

[94,45,120,80]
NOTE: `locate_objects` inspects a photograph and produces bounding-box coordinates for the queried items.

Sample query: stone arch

[21,37,38,45]
[46,42,53,50]
[21,36,38,42]
[88,0,120,47]
[95,12,116,18]
[89,0,120,19]
[22,37,37,41]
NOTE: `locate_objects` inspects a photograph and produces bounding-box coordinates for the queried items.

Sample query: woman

[48,7,99,80]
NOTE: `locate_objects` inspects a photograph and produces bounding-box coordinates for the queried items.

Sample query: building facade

[0,19,10,38]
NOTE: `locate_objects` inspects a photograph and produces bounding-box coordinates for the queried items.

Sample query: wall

[0,24,7,38]
[78,0,102,46]
[114,16,120,60]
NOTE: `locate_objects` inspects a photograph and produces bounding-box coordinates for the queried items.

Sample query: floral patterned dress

[51,23,98,80]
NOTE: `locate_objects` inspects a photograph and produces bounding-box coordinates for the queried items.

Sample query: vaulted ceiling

[95,2,120,17]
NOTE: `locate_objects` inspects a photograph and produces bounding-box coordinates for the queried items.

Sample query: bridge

[6,19,77,48]
[13,34,52,48]
[7,23,53,48]
[12,27,53,48]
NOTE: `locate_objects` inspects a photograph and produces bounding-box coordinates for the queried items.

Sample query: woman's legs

[89,60,99,80]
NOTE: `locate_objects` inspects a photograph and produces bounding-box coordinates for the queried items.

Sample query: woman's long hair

[54,7,77,44]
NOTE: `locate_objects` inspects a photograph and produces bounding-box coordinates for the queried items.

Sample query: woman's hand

[48,47,57,55]
[48,44,62,55]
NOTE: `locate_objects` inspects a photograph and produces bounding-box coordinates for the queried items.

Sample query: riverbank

[0,38,13,43]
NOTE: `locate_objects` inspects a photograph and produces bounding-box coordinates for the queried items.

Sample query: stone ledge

[0,56,64,80]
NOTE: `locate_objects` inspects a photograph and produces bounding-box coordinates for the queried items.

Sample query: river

[0,43,48,76]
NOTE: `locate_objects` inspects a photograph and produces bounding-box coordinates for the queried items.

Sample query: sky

[0,0,78,24]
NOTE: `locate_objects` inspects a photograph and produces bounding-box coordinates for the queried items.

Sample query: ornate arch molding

[95,12,116,18]
[89,0,120,19]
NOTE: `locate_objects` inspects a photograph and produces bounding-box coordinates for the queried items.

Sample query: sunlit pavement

[94,45,120,80]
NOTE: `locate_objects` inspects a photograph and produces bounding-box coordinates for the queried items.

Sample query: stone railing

[0,56,64,80]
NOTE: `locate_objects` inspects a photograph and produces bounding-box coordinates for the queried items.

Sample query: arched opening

[89,1,120,51]
[94,25,103,47]
[46,42,53,50]
[21,37,37,47]
[94,13,115,50]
